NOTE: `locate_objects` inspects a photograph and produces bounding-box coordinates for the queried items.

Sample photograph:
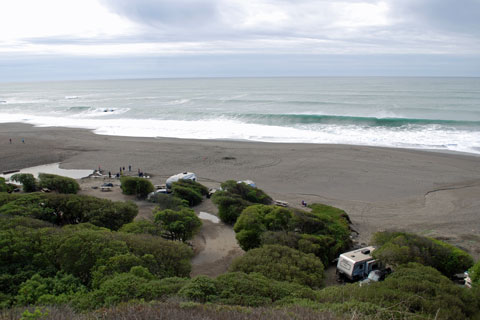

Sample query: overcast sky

[1,0,479,81]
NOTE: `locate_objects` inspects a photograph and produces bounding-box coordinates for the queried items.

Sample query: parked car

[359,269,391,286]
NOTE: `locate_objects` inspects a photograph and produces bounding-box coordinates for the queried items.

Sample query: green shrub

[0,177,15,193]
[179,275,218,303]
[230,245,324,288]
[315,263,480,319]
[94,267,155,306]
[211,180,272,224]
[215,272,317,307]
[171,184,203,206]
[148,193,188,210]
[233,204,351,265]
[55,229,130,283]
[135,179,155,198]
[0,193,137,230]
[0,214,193,308]
[10,173,37,192]
[138,277,190,301]
[212,193,251,225]
[154,208,202,242]
[16,272,86,305]
[468,260,480,286]
[221,180,272,204]
[120,176,154,198]
[119,220,163,236]
[90,254,145,288]
[173,180,209,196]
[38,173,79,194]
[120,176,138,195]
[117,232,193,278]
[372,231,474,277]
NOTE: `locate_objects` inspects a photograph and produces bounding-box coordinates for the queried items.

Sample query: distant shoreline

[2,122,480,259]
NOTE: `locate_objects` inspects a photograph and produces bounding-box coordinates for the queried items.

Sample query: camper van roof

[340,246,376,263]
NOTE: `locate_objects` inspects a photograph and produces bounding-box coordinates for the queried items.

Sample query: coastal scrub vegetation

[119,220,163,236]
[211,180,272,224]
[470,260,480,287]
[1,179,479,319]
[310,263,480,319]
[1,212,479,318]
[229,244,324,288]
[148,193,188,210]
[372,231,474,278]
[120,176,154,199]
[171,180,208,207]
[0,214,193,309]
[0,193,137,230]
[38,173,80,194]
[10,173,37,192]
[9,173,80,194]
[233,203,351,266]
[153,207,202,242]
[0,178,15,193]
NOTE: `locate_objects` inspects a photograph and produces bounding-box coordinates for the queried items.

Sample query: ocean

[1,77,479,154]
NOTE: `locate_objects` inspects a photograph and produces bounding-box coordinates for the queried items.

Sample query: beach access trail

[2,123,480,260]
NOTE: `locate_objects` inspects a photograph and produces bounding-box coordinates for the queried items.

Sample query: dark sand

[2,123,480,261]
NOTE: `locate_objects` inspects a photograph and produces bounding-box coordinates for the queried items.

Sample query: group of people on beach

[97,164,146,179]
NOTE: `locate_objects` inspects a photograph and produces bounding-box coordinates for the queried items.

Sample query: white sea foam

[1,112,479,154]
[78,107,131,117]
[1,77,480,155]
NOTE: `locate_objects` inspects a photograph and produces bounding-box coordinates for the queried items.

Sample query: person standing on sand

[9,138,12,144]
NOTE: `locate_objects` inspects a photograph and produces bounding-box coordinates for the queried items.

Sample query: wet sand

[1,123,480,260]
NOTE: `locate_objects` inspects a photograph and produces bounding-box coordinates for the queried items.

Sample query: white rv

[166,172,197,189]
[336,246,379,281]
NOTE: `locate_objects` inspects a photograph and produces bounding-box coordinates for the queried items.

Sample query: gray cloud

[392,0,480,34]
[100,0,220,27]
[95,0,480,54]
[1,0,479,81]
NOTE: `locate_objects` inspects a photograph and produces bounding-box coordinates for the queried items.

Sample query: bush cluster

[0,216,193,309]
[469,260,480,287]
[153,208,202,242]
[179,272,316,307]
[119,220,163,236]
[212,180,272,224]
[230,245,324,288]
[372,231,474,277]
[171,180,208,206]
[0,177,16,193]
[38,173,80,194]
[313,263,480,320]
[233,203,351,265]
[10,173,37,192]
[120,176,154,198]
[2,211,479,319]
[148,193,188,210]
[0,193,137,230]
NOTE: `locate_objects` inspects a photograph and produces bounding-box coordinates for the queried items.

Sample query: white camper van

[336,246,379,281]
[166,172,197,189]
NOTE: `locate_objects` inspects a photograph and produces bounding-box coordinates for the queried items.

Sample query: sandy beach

[1,123,480,262]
